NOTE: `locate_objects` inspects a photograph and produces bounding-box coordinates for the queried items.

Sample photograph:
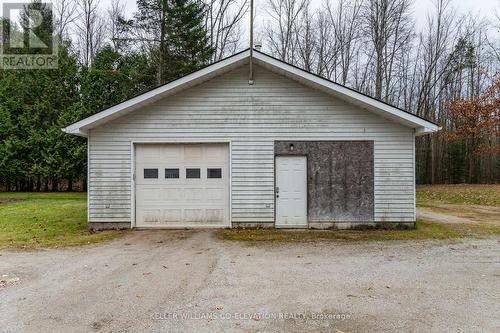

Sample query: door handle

[275,187,279,198]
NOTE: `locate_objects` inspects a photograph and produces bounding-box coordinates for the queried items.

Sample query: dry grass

[417,184,500,225]
[417,184,500,207]
[218,219,500,242]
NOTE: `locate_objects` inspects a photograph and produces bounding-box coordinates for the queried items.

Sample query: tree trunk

[52,179,58,192]
[36,175,41,192]
[375,47,383,100]
[158,1,167,84]
[67,177,73,192]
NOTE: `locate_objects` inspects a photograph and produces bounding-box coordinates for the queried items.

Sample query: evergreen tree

[163,0,214,81]
[128,0,214,84]
[19,0,54,55]
[0,43,84,191]
[80,45,156,112]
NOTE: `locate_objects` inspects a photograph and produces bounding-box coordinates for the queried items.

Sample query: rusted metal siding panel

[88,65,415,224]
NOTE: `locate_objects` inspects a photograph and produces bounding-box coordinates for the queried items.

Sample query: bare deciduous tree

[54,0,77,42]
[264,0,309,62]
[107,0,126,52]
[294,2,316,71]
[75,0,106,65]
[205,0,249,61]
[325,0,363,84]
[314,10,335,78]
[363,0,413,100]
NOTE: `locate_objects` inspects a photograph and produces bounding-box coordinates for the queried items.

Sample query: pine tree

[162,0,214,82]
[128,0,214,84]
[80,45,156,112]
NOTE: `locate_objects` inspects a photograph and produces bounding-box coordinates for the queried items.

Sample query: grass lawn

[1,185,499,248]
[417,184,500,207]
[416,184,500,225]
[0,192,123,249]
[218,219,500,242]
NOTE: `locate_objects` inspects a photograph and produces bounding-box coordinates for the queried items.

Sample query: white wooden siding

[89,65,415,224]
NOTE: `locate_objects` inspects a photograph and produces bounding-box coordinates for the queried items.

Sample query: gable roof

[63,49,440,137]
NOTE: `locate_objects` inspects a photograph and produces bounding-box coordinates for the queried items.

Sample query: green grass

[417,184,500,207]
[0,192,123,249]
[218,219,500,242]
[2,185,498,248]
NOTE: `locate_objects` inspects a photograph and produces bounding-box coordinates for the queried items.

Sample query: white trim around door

[275,155,308,228]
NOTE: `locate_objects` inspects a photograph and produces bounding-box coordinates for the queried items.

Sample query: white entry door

[275,156,308,228]
[135,143,229,228]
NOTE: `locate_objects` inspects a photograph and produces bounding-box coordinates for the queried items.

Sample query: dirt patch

[0,274,21,289]
[91,317,113,331]
[418,208,473,224]
[418,205,500,225]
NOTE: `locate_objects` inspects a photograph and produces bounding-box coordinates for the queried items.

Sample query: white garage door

[135,143,229,228]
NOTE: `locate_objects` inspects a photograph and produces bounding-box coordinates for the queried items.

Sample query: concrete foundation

[308,221,416,230]
[232,221,415,230]
[89,222,131,230]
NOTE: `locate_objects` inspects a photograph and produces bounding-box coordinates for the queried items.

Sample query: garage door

[135,143,229,228]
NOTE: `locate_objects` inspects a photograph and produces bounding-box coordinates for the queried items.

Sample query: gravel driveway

[1,231,499,332]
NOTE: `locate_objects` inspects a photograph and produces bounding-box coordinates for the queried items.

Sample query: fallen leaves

[0,275,21,288]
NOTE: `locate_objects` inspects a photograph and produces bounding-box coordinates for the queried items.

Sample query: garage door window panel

[207,168,222,179]
[186,168,201,179]
[165,168,180,179]
[144,168,158,179]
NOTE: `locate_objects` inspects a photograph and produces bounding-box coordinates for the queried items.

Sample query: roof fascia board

[63,48,439,137]
[416,126,442,136]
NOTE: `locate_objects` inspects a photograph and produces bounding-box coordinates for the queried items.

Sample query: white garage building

[63,49,439,229]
